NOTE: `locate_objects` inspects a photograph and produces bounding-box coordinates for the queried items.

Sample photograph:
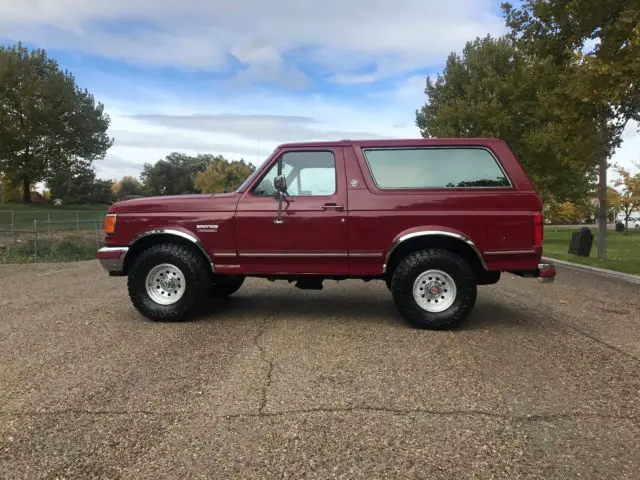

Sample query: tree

[0,175,24,203]
[0,43,113,203]
[415,35,613,204]
[47,162,114,204]
[606,186,623,219]
[90,179,115,205]
[194,157,256,193]
[47,161,94,203]
[141,152,210,196]
[502,0,640,257]
[612,164,640,233]
[112,176,143,200]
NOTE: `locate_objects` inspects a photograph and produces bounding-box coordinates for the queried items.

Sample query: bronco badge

[196,224,219,232]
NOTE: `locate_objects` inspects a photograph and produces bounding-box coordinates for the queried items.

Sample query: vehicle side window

[252,151,336,196]
[361,147,510,189]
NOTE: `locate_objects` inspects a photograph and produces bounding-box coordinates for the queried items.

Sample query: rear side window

[361,147,510,189]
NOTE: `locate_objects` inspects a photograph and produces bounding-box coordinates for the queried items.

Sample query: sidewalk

[544,257,640,285]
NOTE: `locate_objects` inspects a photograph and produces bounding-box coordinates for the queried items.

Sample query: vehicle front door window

[252,151,336,197]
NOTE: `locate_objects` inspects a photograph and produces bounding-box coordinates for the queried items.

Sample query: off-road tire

[127,243,211,322]
[210,275,245,298]
[390,249,477,330]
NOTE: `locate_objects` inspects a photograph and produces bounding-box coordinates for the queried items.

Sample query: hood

[109,192,240,213]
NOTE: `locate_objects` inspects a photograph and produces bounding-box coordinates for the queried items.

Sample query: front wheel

[390,249,477,330]
[210,275,245,298]
[127,243,211,322]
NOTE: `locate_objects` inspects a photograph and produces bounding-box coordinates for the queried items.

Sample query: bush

[1,233,98,264]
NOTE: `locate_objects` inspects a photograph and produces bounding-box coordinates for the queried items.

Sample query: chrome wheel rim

[412,269,457,313]
[145,263,186,305]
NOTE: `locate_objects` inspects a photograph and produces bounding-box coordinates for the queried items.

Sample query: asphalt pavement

[0,261,639,479]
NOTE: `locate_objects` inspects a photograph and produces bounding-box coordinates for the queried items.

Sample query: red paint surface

[104,138,544,276]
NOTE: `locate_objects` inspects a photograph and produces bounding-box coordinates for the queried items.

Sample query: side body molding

[383,230,488,273]
[127,228,215,272]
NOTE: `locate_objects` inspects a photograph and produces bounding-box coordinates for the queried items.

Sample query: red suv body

[98,138,555,329]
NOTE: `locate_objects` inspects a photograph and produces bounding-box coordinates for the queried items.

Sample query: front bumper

[537,262,557,283]
[97,247,129,275]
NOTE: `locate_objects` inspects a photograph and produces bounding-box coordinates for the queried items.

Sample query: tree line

[1,152,256,204]
[416,0,639,256]
[110,153,256,202]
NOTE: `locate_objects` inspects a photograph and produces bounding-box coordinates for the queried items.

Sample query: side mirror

[274,174,287,193]
[273,174,287,224]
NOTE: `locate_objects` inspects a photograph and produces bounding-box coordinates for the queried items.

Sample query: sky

[0,0,638,183]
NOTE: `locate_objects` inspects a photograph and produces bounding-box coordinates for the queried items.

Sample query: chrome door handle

[322,203,344,211]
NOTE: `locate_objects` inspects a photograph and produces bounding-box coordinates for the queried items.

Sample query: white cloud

[94,76,424,179]
[0,0,505,82]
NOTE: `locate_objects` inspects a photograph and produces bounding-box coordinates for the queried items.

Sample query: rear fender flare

[383,226,487,273]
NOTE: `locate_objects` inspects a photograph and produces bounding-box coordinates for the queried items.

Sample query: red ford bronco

[97,138,556,329]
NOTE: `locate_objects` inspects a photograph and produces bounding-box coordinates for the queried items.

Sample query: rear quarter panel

[345,139,542,275]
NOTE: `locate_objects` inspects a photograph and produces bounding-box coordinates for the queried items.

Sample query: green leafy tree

[141,152,210,196]
[0,43,113,203]
[47,163,114,204]
[90,179,115,205]
[502,0,640,257]
[112,176,143,201]
[416,35,613,204]
[194,157,256,193]
[0,175,24,203]
[613,164,640,233]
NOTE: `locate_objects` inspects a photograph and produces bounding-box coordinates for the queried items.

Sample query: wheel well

[384,235,488,281]
[122,234,214,274]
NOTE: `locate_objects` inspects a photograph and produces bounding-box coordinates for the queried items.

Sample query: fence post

[33,219,38,263]
[47,213,51,235]
[94,222,100,250]
[11,211,14,232]
[76,211,79,232]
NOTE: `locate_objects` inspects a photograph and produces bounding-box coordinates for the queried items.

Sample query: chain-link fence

[0,218,106,264]
[0,210,106,232]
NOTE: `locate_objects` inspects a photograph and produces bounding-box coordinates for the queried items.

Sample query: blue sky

[1,0,638,181]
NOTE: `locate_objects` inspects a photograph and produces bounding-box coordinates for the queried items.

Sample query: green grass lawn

[544,227,640,275]
[0,203,109,231]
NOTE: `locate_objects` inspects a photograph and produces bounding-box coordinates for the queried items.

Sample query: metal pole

[47,212,51,235]
[95,222,99,250]
[34,220,38,262]
[76,211,79,232]
[11,211,14,232]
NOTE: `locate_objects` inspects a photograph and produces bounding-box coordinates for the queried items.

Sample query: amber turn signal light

[103,214,117,235]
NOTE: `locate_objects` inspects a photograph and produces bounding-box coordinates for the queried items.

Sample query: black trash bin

[568,227,594,257]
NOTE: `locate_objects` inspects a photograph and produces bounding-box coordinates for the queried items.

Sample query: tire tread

[390,248,477,330]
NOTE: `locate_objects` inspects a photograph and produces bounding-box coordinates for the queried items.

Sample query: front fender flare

[125,227,215,272]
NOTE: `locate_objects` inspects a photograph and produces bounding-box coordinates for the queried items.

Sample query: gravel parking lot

[1,261,639,479]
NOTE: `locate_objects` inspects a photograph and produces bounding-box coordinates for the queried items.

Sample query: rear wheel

[390,249,477,330]
[127,243,211,322]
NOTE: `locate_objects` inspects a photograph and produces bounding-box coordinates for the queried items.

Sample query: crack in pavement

[253,318,273,416]
[0,408,636,422]
[253,290,293,415]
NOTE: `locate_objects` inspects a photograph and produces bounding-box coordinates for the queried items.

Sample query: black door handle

[322,203,344,211]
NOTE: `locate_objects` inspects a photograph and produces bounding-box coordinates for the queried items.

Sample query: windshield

[235,168,260,192]
[235,148,278,192]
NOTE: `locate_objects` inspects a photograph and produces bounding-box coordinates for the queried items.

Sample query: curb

[544,257,640,285]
